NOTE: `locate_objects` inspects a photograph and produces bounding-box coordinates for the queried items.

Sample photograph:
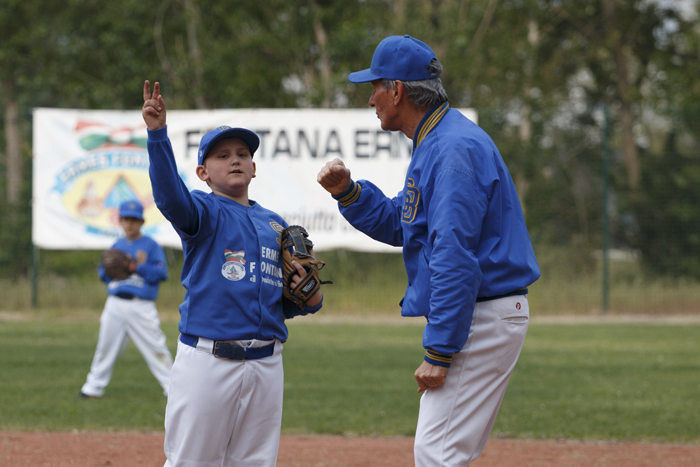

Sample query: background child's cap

[348,35,439,84]
[119,200,144,220]
[198,126,260,165]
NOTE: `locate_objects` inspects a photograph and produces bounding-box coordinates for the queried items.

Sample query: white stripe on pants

[414,295,530,466]
[81,295,173,397]
[163,339,284,467]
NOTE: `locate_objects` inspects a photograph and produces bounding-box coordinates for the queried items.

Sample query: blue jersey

[100,235,167,301]
[147,127,320,342]
[335,103,540,356]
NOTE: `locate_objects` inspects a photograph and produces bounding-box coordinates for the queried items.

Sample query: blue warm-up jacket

[335,103,540,360]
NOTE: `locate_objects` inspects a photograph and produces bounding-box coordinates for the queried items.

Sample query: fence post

[32,245,39,308]
[601,105,610,312]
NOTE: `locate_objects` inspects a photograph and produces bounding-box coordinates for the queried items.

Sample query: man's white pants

[163,338,284,467]
[81,296,173,397]
[414,294,530,467]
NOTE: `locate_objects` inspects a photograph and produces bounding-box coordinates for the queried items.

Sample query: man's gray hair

[381,59,448,108]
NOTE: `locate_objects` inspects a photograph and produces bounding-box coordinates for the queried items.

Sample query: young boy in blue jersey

[142,80,322,467]
[79,199,173,399]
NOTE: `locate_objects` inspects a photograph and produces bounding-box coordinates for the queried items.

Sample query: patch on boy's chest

[221,249,246,281]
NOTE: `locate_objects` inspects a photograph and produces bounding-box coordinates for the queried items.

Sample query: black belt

[115,293,136,300]
[179,334,275,361]
[476,288,528,303]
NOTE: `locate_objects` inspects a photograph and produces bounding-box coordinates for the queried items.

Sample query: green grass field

[0,317,698,442]
[6,245,700,315]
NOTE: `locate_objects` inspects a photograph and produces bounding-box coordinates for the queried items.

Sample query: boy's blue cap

[348,35,439,83]
[198,126,260,165]
[119,200,144,220]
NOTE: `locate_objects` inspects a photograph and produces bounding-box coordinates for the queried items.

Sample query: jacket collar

[413,102,450,148]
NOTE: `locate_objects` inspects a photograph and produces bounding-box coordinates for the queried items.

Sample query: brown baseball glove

[280,225,331,308]
[101,249,134,280]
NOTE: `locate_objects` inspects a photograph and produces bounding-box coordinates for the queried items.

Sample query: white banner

[32,107,476,252]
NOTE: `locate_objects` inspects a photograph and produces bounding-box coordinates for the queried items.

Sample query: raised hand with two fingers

[142,80,167,131]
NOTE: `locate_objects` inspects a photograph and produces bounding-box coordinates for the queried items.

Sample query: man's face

[197,137,256,202]
[369,80,399,131]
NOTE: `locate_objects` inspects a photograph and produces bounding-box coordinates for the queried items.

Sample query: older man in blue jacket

[318,35,540,466]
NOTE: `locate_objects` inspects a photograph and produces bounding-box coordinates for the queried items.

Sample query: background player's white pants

[163,339,284,467]
[414,295,530,467]
[81,296,173,397]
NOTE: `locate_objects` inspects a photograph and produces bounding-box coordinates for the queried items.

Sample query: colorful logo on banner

[49,120,169,237]
[75,121,148,150]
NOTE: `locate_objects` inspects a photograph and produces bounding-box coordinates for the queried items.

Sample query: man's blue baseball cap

[119,200,144,220]
[197,126,260,165]
[348,35,439,83]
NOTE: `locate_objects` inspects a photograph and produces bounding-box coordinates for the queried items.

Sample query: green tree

[0,0,67,276]
[2,0,700,281]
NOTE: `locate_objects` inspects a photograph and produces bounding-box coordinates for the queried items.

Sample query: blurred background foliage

[1,0,699,313]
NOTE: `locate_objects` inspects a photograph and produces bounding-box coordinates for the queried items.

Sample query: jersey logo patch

[270,221,284,245]
[221,249,246,281]
[402,178,420,223]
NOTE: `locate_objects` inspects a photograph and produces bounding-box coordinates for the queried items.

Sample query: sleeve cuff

[282,294,323,319]
[147,126,168,142]
[332,181,361,207]
[424,348,453,368]
[303,295,323,313]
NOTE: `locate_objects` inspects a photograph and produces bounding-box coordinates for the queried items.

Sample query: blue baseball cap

[119,200,144,220]
[348,35,439,83]
[197,126,260,165]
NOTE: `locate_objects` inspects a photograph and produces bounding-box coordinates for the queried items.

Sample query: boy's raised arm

[142,80,200,236]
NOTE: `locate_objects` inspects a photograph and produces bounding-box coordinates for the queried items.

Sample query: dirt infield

[1,432,699,467]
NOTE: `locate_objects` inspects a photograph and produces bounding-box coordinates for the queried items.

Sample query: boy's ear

[196,165,209,182]
[252,161,256,178]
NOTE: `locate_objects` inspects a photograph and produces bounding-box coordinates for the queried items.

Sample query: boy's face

[119,217,144,240]
[196,137,256,204]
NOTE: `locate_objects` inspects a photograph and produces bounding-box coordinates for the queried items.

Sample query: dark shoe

[76,392,98,399]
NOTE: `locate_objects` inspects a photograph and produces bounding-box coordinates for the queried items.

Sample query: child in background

[79,199,173,399]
